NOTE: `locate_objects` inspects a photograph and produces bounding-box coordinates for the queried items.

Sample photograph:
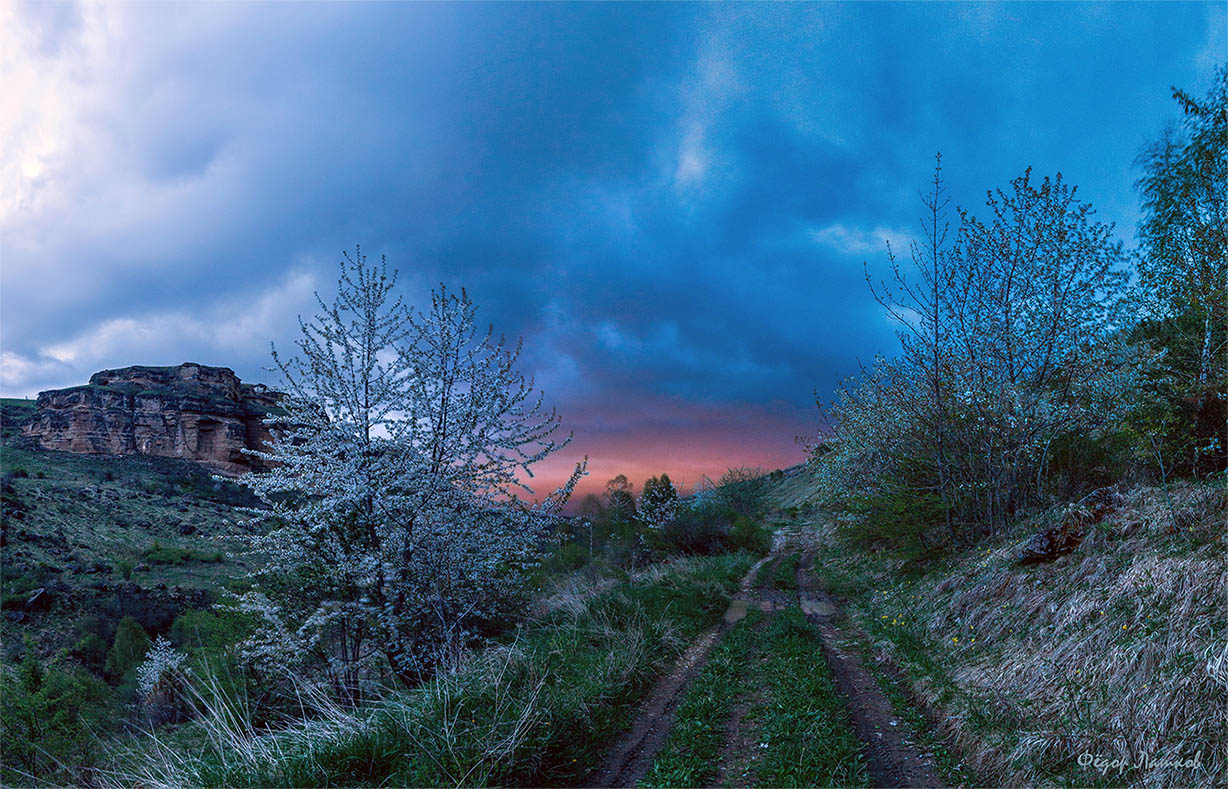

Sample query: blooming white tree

[136,636,189,698]
[237,248,584,698]
[639,474,678,530]
[812,166,1136,542]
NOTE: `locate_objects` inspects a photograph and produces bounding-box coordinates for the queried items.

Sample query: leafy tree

[604,474,637,522]
[1134,67,1227,476]
[946,168,1132,526]
[728,515,771,556]
[576,492,606,522]
[813,166,1135,540]
[238,248,584,697]
[639,473,679,529]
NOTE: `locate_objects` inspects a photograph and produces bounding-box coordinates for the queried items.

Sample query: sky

[1,1,1224,498]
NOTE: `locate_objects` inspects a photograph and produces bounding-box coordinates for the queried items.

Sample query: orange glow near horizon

[519,402,811,506]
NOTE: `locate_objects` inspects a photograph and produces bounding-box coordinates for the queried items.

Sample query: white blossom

[136,636,189,697]
[233,248,585,697]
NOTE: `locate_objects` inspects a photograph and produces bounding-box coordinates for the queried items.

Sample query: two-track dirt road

[589,547,944,788]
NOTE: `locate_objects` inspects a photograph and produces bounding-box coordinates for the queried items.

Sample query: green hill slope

[765,469,1227,787]
[1,398,260,661]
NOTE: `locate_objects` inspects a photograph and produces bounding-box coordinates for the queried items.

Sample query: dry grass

[806,480,1226,787]
[534,553,728,617]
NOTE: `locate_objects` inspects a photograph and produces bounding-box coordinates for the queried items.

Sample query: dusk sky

[2,2,1224,498]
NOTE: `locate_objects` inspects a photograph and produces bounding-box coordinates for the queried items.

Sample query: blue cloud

[2,1,1222,482]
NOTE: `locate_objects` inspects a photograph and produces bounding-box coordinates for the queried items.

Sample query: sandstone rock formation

[24,363,282,474]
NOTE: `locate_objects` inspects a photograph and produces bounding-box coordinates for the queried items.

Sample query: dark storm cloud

[2,1,1223,488]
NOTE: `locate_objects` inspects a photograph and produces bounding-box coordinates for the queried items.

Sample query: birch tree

[237,248,584,697]
[1134,67,1227,475]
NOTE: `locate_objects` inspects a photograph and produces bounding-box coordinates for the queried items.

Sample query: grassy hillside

[1,398,260,661]
[766,471,1227,787]
[105,553,755,787]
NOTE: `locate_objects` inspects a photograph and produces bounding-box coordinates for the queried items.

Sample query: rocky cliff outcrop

[24,363,282,474]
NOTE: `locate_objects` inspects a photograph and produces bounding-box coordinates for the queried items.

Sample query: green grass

[765,553,800,590]
[750,606,868,788]
[142,542,225,565]
[640,611,762,788]
[752,553,800,590]
[117,552,755,788]
[643,594,870,789]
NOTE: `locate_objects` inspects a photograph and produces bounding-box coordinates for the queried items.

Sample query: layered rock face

[24,363,282,474]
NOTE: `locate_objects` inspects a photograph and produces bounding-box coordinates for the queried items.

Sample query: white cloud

[0,351,71,394]
[4,267,319,396]
[1193,4,1226,82]
[808,223,916,258]
[668,48,745,192]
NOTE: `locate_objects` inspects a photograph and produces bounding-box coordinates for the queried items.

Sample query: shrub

[593,516,652,568]
[728,515,771,556]
[539,541,590,576]
[0,640,111,784]
[170,608,257,653]
[73,633,108,673]
[105,616,152,684]
[656,501,732,555]
[842,485,946,559]
[1042,429,1132,500]
[143,543,225,565]
[714,467,769,519]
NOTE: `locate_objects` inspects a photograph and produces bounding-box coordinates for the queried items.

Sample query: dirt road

[590,549,945,788]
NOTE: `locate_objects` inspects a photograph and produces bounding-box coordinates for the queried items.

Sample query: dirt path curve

[586,553,775,788]
[797,552,946,789]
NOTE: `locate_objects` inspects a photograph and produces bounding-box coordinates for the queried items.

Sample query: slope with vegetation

[0,250,780,786]
[786,69,1227,787]
[0,396,271,783]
